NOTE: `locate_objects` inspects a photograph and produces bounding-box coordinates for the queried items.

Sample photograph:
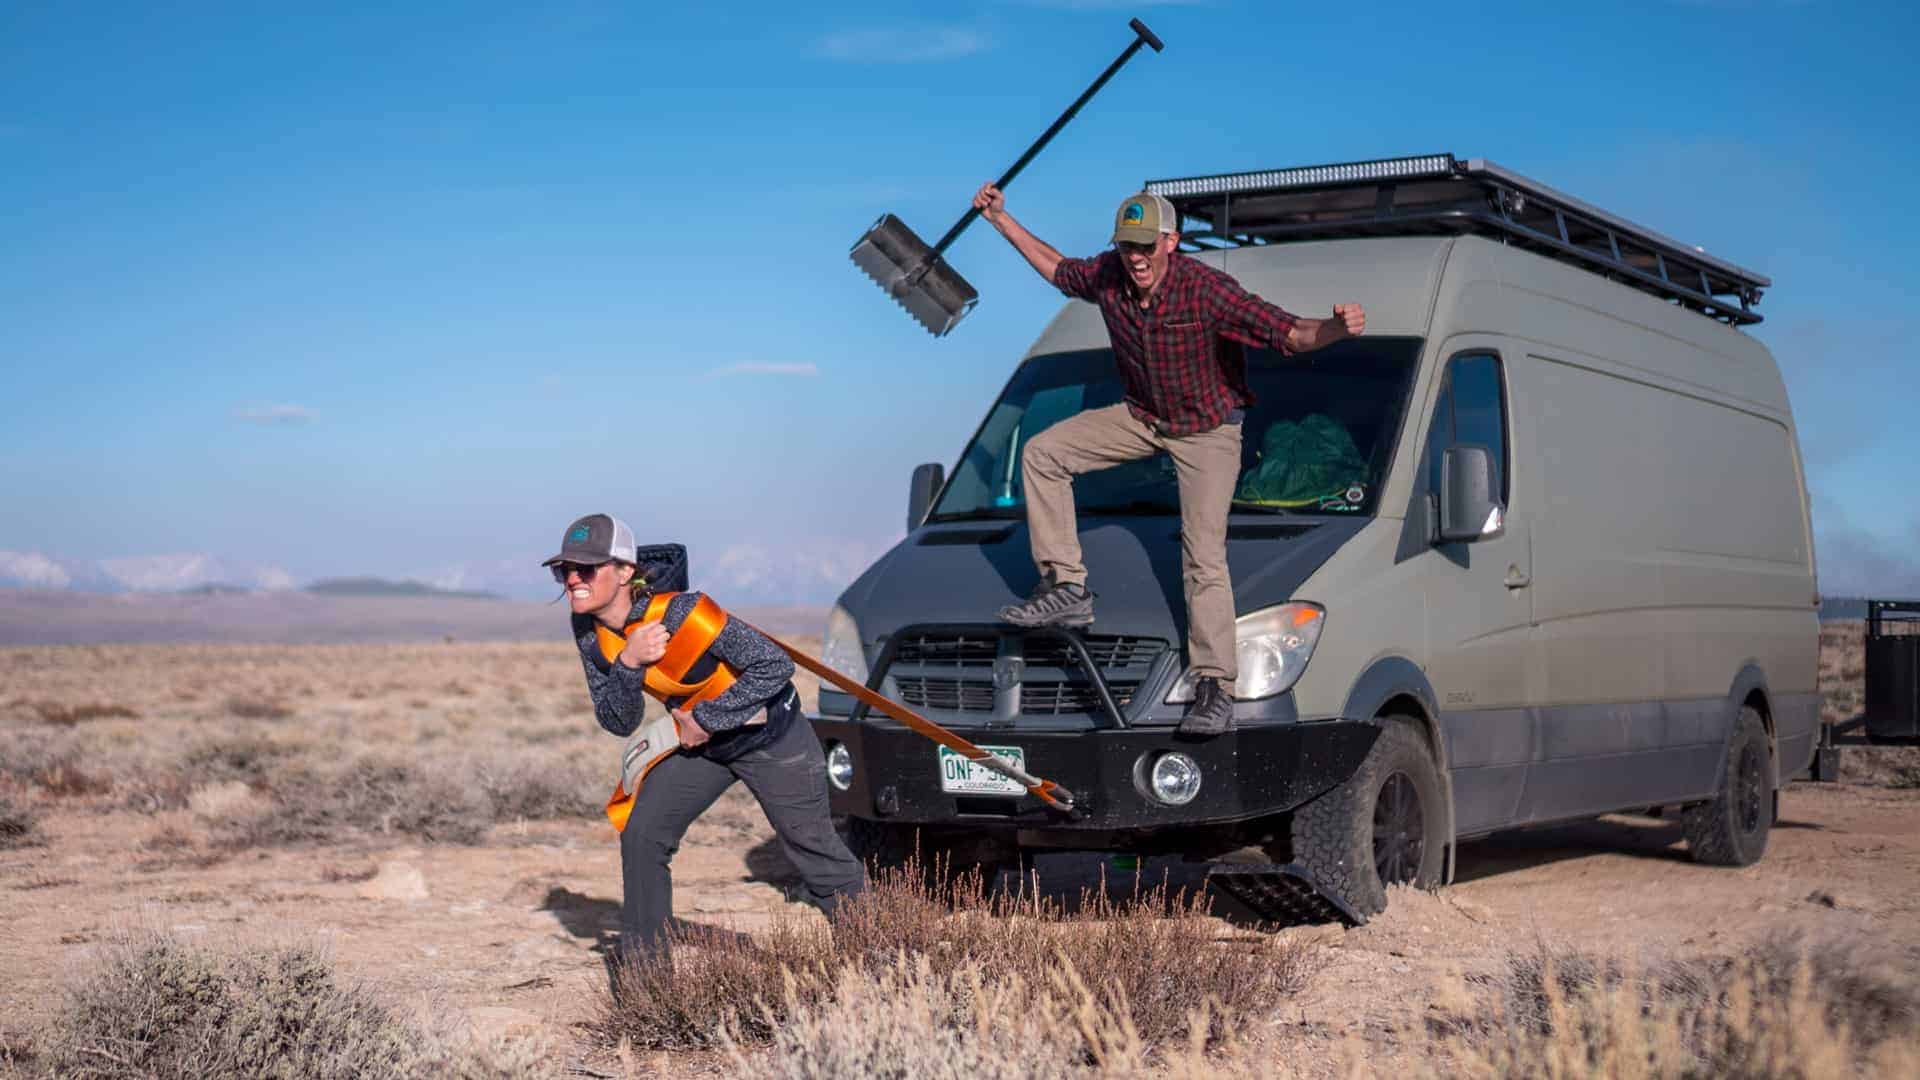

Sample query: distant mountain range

[305,577,500,600]
[0,537,897,608]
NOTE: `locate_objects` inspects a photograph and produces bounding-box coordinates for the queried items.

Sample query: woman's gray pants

[617,717,865,960]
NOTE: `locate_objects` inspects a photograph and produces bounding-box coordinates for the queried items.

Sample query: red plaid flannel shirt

[1053,250,1297,436]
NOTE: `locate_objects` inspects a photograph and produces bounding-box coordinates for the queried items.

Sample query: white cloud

[814,25,991,63]
[0,551,71,588]
[233,403,315,425]
[707,362,821,378]
[99,553,223,591]
[251,566,298,591]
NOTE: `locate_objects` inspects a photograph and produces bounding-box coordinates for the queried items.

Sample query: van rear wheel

[1683,707,1773,867]
[1289,716,1446,917]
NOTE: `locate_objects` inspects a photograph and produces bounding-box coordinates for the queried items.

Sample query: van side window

[1426,353,1509,503]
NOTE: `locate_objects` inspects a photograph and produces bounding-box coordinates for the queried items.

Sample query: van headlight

[821,604,869,685]
[1165,602,1325,703]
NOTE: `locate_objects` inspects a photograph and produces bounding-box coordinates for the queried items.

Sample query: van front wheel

[1289,717,1446,917]
[1683,707,1773,867]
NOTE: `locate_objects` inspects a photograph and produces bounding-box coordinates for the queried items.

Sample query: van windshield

[930,336,1422,520]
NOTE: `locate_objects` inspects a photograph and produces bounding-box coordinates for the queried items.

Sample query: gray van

[811,154,1821,918]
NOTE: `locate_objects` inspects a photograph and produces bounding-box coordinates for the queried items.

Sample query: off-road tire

[1289,716,1446,917]
[1683,706,1773,867]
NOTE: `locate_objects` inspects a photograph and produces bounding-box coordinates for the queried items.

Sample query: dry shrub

[1419,936,1920,1077]
[188,781,270,822]
[598,858,1315,1054]
[470,753,599,821]
[224,697,293,721]
[726,955,1143,1080]
[31,702,138,727]
[180,734,292,787]
[0,734,109,797]
[40,929,553,1079]
[0,796,40,849]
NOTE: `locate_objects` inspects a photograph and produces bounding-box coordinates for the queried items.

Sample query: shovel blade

[850,214,979,337]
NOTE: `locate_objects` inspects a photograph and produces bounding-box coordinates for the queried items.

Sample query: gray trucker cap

[541,513,638,567]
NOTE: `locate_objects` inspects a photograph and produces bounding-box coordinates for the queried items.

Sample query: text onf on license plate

[938,745,1026,796]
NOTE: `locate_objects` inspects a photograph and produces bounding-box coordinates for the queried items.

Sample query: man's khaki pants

[1021,404,1240,681]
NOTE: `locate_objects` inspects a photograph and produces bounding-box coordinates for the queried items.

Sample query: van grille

[894,633,997,668]
[1024,636,1165,669]
[894,676,995,712]
[1021,681,1139,715]
[892,633,1167,669]
[882,631,1169,718]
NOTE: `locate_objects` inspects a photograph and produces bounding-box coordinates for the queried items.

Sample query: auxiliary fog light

[825,741,854,791]
[1147,752,1202,806]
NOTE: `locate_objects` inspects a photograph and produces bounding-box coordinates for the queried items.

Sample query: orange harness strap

[595,591,739,830]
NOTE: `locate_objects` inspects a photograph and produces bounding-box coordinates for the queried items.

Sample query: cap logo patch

[569,527,591,542]
[1122,202,1146,225]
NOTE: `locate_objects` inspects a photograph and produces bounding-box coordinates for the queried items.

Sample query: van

[810,154,1821,919]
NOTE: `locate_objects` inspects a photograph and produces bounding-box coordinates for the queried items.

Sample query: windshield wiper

[1084,500,1184,516]
[925,507,1025,523]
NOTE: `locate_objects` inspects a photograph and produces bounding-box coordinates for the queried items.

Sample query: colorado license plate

[937,745,1026,796]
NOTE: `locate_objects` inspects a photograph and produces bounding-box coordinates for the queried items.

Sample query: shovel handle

[924,19,1164,259]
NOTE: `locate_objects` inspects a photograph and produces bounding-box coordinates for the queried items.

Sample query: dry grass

[1412,936,1920,1077]
[33,928,555,1079]
[598,857,1317,1055]
[25,702,138,727]
[0,796,39,849]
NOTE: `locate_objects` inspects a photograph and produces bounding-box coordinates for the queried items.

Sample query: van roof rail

[1144,153,1770,326]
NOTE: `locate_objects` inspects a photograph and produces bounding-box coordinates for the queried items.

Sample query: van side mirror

[907,463,945,531]
[1437,445,1504,543]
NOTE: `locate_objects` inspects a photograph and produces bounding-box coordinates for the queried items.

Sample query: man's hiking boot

[1176,676,1235,737]
[997,581,1095,628]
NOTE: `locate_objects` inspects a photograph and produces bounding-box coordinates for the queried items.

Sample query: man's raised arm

[974,183,1067,285]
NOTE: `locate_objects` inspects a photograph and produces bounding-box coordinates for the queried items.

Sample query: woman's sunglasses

[550,562,604,584]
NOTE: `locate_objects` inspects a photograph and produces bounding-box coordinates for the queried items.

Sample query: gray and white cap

[541,513,637,567]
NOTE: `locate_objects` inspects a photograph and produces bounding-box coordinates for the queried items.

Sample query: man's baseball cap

[1112,191,1178,245]
[541,513,637,567]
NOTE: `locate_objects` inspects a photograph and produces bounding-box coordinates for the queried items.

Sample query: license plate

[937,745,1026,796]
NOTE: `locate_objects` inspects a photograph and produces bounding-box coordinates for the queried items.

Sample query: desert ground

[1,615,1916,1075]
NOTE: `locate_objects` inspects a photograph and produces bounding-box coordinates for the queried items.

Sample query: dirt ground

[3,624,1917,1073]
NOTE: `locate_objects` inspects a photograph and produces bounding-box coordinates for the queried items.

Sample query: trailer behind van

[813,154,1819,921]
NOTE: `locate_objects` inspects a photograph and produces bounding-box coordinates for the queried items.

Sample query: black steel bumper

[810,714,1379,832]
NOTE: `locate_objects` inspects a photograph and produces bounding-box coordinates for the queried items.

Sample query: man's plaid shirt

[1053,250,1297,436]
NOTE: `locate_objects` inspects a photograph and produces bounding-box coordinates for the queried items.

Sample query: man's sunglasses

[550,562,604,584]
[1114,240,1156,258]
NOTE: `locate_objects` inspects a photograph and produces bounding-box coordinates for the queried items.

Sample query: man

[546,513,864,964]
[973,182,1366,736]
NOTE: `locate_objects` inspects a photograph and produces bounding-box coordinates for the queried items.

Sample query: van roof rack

[1144,153,1769,326]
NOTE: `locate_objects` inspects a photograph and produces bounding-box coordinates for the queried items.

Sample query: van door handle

[1504,566,1531,589]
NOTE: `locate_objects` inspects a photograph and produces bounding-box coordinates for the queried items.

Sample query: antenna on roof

[1144,154,1770,326]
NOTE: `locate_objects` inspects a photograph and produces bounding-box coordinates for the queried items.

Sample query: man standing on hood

[972,182,1367,737]
[545,513,865,964]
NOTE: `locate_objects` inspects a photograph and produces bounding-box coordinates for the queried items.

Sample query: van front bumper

[809,716,1380,831]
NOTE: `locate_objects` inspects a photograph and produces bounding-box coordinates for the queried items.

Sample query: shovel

[850,18,1165,337]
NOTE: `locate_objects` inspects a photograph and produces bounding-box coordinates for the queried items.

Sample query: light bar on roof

[1146,154,1459,199]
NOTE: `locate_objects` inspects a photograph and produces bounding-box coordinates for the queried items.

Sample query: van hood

[838,516,1368,643]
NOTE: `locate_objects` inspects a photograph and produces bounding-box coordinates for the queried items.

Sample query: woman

[545,512,865,963]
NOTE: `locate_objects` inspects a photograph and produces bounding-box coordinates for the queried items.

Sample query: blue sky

[2,1,1916,600]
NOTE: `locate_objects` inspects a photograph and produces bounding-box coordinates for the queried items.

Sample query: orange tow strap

[596,592,738,830]
[593,596,1078,831]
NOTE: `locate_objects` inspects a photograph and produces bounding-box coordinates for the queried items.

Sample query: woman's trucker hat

[541,513,638,567]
